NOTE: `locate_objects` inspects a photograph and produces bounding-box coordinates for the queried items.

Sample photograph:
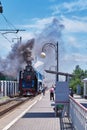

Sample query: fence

[69,96,87,130]
[0,80,19,97]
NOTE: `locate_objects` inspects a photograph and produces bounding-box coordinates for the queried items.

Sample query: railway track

[0,97,33,117]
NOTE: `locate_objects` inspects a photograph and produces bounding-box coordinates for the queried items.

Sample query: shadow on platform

[51,102,55,106]
[22,112,55,118]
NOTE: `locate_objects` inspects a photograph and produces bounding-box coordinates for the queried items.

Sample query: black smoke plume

[0,38,34,78]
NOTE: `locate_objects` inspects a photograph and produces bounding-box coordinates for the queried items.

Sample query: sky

[0,0,87,80]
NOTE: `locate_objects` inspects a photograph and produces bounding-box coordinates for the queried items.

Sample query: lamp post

[41,42,59,81]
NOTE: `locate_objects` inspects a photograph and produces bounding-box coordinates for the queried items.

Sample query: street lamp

[41,42,59,81]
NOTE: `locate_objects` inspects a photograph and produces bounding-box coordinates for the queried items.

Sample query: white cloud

[71,16,87,22]
[18,31,35,41]
[64,53,87,62]
[20,17,54,31]
[51,0,87,15]
[18,15,87,40]
[61,16,87,33]
[67,36,81,48]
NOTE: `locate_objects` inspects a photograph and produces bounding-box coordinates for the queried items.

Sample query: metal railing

[0,80,18,97]
[69,96,87,130]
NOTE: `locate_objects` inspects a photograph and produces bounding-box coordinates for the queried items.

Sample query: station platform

[0,91,73,130]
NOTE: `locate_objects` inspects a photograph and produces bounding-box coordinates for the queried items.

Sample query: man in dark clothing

[50,86,54,100]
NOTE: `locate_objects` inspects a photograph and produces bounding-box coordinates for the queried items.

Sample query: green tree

[69,65,85,94]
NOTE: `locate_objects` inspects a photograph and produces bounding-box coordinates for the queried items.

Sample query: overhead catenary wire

[0,2,25,43]
[0,14,18,43]
[0,32,12,43]
[0,14,25,33]
[1,14,17,31]
[0,2,17,32]
[0,13,24,43]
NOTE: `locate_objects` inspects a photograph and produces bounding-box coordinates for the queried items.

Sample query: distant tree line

[0,72,17,81]
[69,65,87,95]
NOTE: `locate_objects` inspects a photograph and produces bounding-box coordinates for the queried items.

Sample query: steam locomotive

[19,64,43,96]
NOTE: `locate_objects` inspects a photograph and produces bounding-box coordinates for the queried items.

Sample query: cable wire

[0,13,20,43]
[1,13,17,30]
[0,32,12,43]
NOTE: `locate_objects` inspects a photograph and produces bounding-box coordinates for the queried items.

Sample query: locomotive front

[19,63,37,96]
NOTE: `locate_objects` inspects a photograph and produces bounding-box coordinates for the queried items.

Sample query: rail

[0,97,31,117]
[69,96,87,130]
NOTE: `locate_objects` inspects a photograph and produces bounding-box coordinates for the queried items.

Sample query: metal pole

[56,42,59,81]
[0,2,3,13]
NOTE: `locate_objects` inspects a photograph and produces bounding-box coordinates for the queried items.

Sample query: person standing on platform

[50,85,54,100]
[42,84,46,96]
[42,87,45,96]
